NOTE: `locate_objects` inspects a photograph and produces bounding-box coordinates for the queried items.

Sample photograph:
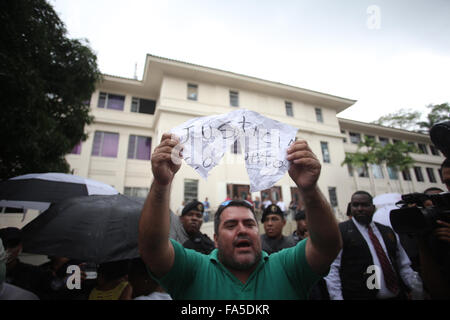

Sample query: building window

[430,145,440,156]
[328,187,338,207]
[418,143,428,154]
[230,90,239,107]
[187,83,198,100]
[426,168,437,183]
[393,139,401,144]
[387,166,398,180]
[379,137,389,147]
[371,164,384,179]
[320,141,330,163]
[408,142,416,150]
[356,164,369,178]
[349,132,361,144]
[184,179,198,202]
[341,130,347,143]
[97,92,125,111]
[92,131,119,158]
[131,97,156,114]
[124,187,149,199]
[0,207,25,214]
[402,168,412,181]
[70,142,82,155]
[315,108,323,123]
[285,101,293,117]
[128,135,151,160]
[365,135,375,142]
[414,166,424,182]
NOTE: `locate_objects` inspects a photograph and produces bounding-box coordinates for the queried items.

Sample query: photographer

[419,159,450,298]
[441,158,450,192]
[391,122,450,299]
[391,188,450,299]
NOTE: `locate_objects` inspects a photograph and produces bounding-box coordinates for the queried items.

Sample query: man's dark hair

[346,202,352,216]
[214,200,256,234]
[295,210,306,221]
[0,227,22,249]
[97,259,130,282]
[351,190,373,204]
[129,258,147,277]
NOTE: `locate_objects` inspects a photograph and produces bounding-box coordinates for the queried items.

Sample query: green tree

[416,103,450,133]
[372,103,450,134]
[342,136,417,192]
[0,0,101,179]
[372,108,422,131]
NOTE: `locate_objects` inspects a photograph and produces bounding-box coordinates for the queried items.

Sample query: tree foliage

[372,103,450,134]
[416,103,450,133]
[0,0,101,179]
[372,108,422,131]
[342,136,417,172]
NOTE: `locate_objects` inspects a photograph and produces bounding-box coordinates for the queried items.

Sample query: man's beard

[353,214,373,226]
[218,250,262,271]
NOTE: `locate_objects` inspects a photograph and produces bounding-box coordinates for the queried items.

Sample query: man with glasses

[138,133,342,299]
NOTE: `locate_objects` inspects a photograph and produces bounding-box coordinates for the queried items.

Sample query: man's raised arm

[138,133,182,277]
[287,140,342,275]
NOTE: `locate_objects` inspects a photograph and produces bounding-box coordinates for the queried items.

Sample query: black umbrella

[21,194,142,263]
[0,172,118,212]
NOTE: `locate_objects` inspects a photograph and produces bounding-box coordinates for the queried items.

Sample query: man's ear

[214,234,218,248]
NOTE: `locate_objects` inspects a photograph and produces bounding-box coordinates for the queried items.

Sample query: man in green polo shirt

[138,133,342,300]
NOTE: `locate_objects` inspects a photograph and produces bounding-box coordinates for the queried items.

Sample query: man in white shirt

[325,191,423,300]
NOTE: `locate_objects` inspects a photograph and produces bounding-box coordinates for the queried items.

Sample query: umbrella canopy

[372,193,402,228]
[21,194,142,263]
[0,172,118,211]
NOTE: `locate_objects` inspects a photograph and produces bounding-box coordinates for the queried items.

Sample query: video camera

[389,192,450,235]
[389,119,450,235]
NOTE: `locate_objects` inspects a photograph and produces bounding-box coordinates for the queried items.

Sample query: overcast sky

[50,0,450,123]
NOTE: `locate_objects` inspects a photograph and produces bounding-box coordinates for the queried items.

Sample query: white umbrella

[0,172,118,212]
[372,193,402,228]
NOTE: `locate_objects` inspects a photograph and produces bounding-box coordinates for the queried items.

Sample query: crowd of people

[1,135,449,300]
[0,227,172,300]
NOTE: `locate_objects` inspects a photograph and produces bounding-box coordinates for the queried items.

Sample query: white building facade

[66,54,447,222]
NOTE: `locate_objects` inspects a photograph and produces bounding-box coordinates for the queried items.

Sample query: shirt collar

[209,248,269,263]
[351,217,376,230]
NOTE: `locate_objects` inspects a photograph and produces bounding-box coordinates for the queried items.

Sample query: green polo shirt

[150,238,324,300]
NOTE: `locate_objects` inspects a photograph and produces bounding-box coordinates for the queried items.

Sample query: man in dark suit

[325,191,423,300]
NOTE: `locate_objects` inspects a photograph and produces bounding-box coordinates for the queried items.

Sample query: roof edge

[144,54,357,106]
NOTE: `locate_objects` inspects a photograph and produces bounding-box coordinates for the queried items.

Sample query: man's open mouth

[234,239,252,248]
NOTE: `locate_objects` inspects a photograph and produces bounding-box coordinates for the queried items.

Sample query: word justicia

[172,125,293,171]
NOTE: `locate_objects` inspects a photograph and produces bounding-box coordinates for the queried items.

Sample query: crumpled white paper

[170,109,298,192]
